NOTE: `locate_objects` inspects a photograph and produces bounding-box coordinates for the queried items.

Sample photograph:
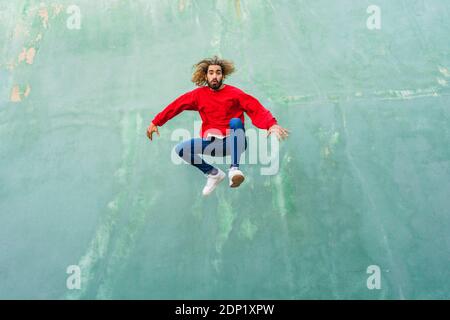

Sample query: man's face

[206,65,223,90]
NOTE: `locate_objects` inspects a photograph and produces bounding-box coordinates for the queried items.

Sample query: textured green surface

[1,0,449,299]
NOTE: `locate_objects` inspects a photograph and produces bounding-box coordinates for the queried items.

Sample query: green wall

[1,0,449,299]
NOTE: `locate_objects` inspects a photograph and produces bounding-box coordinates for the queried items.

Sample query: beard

[207,78,223,90]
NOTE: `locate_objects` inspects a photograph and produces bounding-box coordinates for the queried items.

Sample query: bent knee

[174,144,184,157]
[229,117,243,129]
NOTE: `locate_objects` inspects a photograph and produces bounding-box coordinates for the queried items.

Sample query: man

[147,56,289,196]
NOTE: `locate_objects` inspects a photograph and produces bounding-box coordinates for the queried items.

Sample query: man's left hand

[267,124,290,140]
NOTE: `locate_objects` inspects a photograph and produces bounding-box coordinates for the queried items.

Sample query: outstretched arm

[147,90,198,141]
[239,91,289,140]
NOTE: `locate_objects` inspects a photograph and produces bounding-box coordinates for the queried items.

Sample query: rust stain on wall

[10,85,31,102]
[10,86,22,102]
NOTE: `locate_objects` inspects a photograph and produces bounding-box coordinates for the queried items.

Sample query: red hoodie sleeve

[238,91,277,130]
[151,89,198,126]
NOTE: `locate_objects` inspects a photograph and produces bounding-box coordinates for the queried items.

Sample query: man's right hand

[147,122,160,141]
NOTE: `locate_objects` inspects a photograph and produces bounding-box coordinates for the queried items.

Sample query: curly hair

[191,56,236,86]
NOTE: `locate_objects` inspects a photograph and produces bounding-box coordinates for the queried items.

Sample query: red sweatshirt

[151,84,277,138]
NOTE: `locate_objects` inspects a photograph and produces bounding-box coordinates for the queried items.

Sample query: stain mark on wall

[10,84,31,102]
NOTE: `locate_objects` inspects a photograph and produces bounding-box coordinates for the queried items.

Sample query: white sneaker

[228,167,245,188]
[202,169,226,196]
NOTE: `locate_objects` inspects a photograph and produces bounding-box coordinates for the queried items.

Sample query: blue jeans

[175,118,248,174]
